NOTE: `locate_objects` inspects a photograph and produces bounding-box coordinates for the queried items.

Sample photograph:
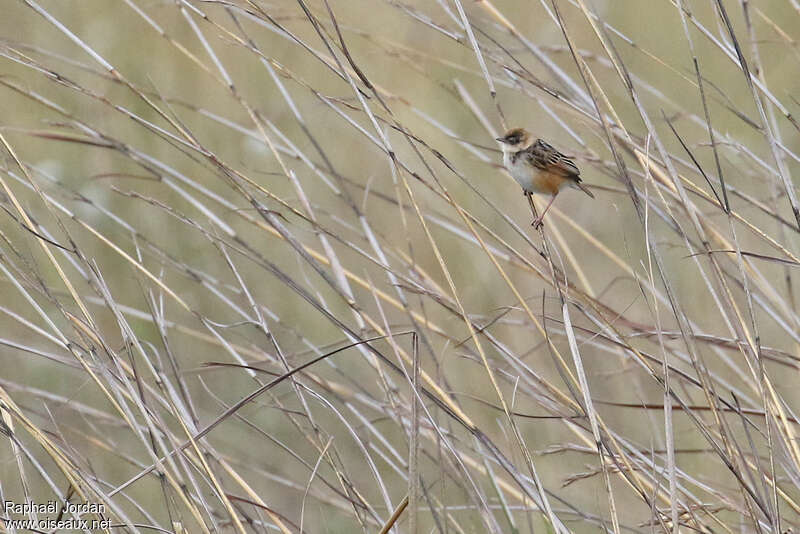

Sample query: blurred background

[1,1,800,533]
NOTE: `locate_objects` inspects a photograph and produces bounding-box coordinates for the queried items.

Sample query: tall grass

[1,1,799,533]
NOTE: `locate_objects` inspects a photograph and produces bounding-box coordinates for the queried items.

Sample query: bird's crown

[496,127,532,148]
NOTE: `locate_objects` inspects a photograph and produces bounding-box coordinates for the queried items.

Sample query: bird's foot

[532,217,544,229]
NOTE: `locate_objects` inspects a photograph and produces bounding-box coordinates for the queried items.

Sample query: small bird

[496,127,594,228]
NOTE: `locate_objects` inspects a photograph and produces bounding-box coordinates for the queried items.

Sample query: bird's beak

[495,137,505,143]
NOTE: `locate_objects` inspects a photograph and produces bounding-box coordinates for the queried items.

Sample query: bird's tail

[573,181,595,199]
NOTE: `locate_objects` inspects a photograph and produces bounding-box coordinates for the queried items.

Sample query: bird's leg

[532,193,558,229]
[525,191,539,224]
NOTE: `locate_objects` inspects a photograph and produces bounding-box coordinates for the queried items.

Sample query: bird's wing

[528,139,581,180]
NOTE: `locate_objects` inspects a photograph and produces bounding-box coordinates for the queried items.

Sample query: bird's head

[496,128,532,151]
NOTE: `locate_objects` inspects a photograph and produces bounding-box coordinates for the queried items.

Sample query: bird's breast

[505,153,533,191]
[509,163,535,192]
[506,158,565,195]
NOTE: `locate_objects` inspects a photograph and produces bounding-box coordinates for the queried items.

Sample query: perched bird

[496,127,594,228]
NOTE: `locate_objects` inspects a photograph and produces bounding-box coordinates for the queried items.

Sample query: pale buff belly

[506,155,568,196]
